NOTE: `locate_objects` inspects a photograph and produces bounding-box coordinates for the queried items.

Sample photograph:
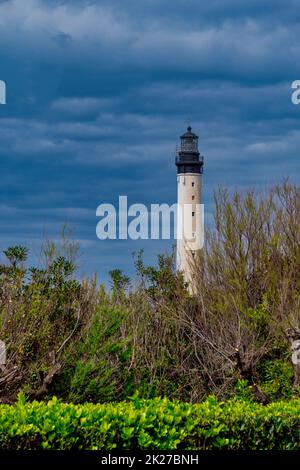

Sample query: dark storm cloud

[0,0,300,282]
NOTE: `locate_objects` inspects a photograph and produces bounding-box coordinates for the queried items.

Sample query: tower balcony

[175,154,204,165]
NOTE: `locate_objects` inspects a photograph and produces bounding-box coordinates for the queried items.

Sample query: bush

[2,181,300,404]
[0,396,300,450]
[259,359,295,400]
[66,304,132,403]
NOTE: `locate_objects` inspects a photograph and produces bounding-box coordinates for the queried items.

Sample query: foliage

[0,396,300,450]
[66,304,132,403]
[1,182,300,404]
[259,359,294,400]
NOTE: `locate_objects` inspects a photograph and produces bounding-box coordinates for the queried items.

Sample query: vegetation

[0,181,300,405]
[0,395,300,450]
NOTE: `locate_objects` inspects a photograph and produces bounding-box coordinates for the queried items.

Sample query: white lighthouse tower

[175,126,204,292]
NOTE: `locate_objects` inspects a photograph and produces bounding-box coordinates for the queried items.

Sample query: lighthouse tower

[175,126,204,291]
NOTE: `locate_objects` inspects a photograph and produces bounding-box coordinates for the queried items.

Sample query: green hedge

[0,395,300,450]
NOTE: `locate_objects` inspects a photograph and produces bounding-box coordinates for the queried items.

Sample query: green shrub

[66,305,132,403]
[0,396,300,450]
[3,181,300,404]
[259,359,294,400]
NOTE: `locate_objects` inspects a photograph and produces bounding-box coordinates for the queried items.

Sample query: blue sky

[0,0,300,283]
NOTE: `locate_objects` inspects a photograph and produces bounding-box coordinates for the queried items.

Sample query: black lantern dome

[175,126,203,174]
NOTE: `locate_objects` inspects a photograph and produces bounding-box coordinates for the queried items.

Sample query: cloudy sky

[0,0,300,283]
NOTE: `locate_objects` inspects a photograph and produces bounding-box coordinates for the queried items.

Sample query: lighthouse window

[191,182,195,187]
[192,195,195,200]
[192,211,195,217]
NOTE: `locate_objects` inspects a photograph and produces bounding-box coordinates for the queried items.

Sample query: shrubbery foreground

[0,395,300,450]
[1,181,300,404]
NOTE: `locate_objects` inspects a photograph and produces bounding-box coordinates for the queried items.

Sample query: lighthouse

[175,126,204,291]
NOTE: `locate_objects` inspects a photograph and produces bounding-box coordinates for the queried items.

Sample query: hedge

[0,395,300,450]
